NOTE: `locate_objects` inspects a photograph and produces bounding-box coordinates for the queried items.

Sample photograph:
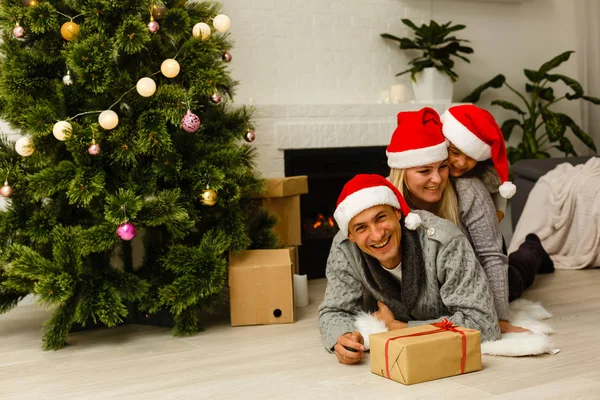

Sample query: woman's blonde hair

[389,167,460,227]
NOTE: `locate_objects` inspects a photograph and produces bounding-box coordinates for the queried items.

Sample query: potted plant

[462,51,598,163]
[381,19,473,103]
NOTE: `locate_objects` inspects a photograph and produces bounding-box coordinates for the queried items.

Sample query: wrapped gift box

[369,320,482,385]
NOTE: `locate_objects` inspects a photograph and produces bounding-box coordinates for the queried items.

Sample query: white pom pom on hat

[404,212,422,230]
[354,312,388,350]
[499,181,517,199]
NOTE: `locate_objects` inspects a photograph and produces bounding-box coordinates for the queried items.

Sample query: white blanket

[508,157,600,269]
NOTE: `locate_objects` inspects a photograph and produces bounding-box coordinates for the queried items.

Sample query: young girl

[440,104,516,222]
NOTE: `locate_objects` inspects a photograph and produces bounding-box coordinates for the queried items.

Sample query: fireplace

[285,146,389,279]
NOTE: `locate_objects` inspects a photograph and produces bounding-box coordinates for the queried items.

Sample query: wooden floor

[1,269,600,399]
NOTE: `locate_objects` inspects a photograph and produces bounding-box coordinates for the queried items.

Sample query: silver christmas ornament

[63,71,73,85]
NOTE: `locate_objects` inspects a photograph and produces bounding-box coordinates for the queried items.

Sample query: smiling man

[318,174,500,364]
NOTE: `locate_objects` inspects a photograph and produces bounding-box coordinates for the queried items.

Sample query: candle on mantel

[377,90,390,104]
[390,84,407,103]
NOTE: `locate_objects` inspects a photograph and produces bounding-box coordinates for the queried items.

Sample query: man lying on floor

[318,174,501,365]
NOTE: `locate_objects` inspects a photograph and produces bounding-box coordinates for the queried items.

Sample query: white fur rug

[481,299,560,357]
[355,299,560,357]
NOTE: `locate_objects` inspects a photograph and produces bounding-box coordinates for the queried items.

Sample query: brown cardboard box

[369,322,481,385]
[262,176,309,198]
[255,176,308,246]
[228,249,294,326]
[287,246,299,275]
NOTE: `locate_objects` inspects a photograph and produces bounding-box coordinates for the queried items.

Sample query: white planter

[412,68,454,104]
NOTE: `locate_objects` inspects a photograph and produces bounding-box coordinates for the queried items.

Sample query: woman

[384,107,553,333]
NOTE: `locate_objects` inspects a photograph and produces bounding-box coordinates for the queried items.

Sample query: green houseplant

[462,51,598,163]
[381,19,473,83]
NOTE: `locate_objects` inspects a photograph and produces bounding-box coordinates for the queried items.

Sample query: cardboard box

[228,249,294,326]
[262,176,309,198]
[288,246,299,275]
[255,176,308,246]
[369,322,481,385]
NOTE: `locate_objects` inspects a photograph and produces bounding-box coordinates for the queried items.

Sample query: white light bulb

[15,136,34,156]
[98,110,119,130]
[136,77,157,97]
[52,120,72,141]
[192,22,211,40]
[213,14,231,33]
[161,59,180,78]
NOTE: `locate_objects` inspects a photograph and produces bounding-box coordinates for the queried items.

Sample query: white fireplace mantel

[252,103,460,177]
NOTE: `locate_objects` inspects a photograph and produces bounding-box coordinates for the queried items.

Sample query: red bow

[433,318,457,330]
[384,318,467,379]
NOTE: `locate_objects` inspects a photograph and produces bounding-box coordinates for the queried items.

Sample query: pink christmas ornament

[117,223,136,241]
[88,141,101,156]
[181,110,200,133]
[148,20,160,33]
[222,51,232,63]
[244,129,256,142]
[0,181,12,198]
[13,25,25,38]
[210,92,222,104]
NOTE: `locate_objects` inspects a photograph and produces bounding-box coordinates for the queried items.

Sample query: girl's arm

[454,177,510,321]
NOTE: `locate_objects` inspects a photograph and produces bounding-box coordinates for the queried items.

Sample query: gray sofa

[510,156,593,229]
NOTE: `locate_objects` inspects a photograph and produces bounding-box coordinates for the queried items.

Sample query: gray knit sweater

[477,162,507,215]
[318,210,501,351]
[454,177,510,321]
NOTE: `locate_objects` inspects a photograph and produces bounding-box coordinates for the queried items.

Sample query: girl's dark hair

[467,158,495,178]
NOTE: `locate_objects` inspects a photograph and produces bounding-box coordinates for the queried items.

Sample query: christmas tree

[0,0,276,350]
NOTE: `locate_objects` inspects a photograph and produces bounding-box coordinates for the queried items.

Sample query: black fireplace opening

[285,146,389,279]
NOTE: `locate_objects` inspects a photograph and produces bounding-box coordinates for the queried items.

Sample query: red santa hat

[386,107,448,169]
[333,174,421,237]
[440,105,517,198]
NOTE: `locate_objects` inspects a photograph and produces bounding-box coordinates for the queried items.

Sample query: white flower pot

[412,68,454,103]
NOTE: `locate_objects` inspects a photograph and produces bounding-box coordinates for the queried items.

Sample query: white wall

[221,0,578,103]
[220,0,591,153]
[220,0,425,105]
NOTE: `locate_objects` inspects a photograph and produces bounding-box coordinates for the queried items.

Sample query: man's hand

[372,301,395,325]
[499,320,531,333]
[334,332,365,365]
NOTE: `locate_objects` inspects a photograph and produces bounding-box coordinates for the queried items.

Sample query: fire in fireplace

[285,146,389,279]
[304,213,337,240]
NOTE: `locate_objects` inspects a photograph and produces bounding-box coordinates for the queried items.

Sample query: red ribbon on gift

[384,318,467,379]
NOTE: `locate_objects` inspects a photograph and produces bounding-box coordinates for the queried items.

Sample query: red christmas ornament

[222,51,232,63]
[181,110,200,132]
